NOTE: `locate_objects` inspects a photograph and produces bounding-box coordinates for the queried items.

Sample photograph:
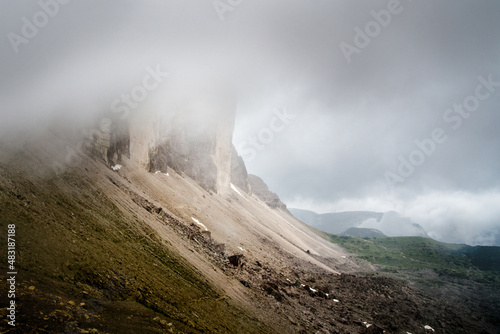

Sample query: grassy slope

[326,234,500,283]
[0,149,269,333]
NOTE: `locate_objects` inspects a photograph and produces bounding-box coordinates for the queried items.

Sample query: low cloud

[403,191,500,246]
[1,1,499,245]
[291,189,500,246]
[359,211,428,238]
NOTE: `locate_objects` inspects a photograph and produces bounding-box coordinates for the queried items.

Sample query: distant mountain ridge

[289,209,383,235]
[341,227,386,238]
[290,208,429,238]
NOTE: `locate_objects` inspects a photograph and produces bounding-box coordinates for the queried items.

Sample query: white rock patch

[230,183,247,200]
[191,217,208,231]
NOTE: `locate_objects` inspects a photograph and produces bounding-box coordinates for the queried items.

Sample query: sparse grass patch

[327,234,500,283]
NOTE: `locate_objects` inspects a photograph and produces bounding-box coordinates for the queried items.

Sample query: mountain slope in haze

[1,126,497,333]
[0,132,357,333]
[247,174,287,210]
[289,208,383,235]
[0,137,271,333]
[341,227,387,238]
[290,208,429,238]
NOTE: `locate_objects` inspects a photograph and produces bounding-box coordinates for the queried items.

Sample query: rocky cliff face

[82,113,130,166]
[248,174,288,210]
[85,90,286,207]
[2,131,497,334]
[230,143,250,193]
[126,91,236,194]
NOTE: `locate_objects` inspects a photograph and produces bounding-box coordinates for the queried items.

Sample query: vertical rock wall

[230,144,250,193]
[128,90,237,194]
[213,100,236,195]
[82,89,287,210]
[129,111,156,169]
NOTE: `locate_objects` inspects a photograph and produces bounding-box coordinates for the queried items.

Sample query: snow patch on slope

[230,183,242,196]
[191,217,208,231]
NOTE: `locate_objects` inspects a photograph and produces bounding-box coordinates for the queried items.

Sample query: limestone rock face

[83,91,288,209]
[89,88,290,205]
[155,130,219,192]
[128,90,236,194]
[83,114,130,166]
[129,111,156,169]
[230,144,250,193]
[248,174,287,210]
[213,111,234,195]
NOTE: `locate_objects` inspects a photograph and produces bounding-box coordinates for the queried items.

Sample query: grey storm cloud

[1,0,500,245]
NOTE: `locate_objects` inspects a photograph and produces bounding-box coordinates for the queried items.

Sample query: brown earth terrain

[0,132,498,333]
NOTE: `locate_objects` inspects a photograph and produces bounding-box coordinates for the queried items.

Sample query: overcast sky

[1,0,499,245]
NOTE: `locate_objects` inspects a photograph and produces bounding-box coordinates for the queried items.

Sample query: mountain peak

[290,208,429,238]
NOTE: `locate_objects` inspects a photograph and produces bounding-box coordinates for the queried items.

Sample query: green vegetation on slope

[327,235,500,283]
[0,154,268,334]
